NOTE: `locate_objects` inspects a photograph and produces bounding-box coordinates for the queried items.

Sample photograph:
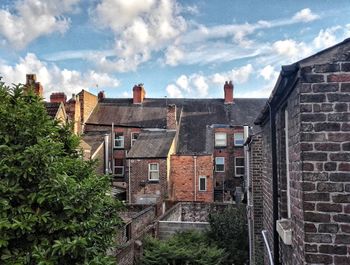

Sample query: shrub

[0,83,121,264]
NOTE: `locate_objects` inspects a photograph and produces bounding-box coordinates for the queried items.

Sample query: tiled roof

[44,102,61,118]
[81,131,106,155]
[127,130,176,158]
[86,98,266,154]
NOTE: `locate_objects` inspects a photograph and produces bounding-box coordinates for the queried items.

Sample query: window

[234,132,244,146]
[235,157,245,177]
[131,132,139,146]
[114,132,124,148]
[215,133,227,147]
[114,159,124,176]
[215,157,225,172]
[148,163,159,181]
[199,176,207,191]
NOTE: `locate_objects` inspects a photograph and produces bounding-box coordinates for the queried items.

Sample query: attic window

[215,133,227,147]
[148,163,159,181]
[114,132,124,149]
[215,157,225,172]
[131,132,139,146]
[235,157,244,177]
[234,132,244,146]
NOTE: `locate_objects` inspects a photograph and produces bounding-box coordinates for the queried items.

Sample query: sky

[0,0,349,100]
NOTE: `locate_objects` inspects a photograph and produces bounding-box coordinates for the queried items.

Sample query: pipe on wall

[104,133,109,175]
[194,156,197,201]
[267,102,280,265]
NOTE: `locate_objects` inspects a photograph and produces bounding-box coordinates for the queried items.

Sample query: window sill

[276,219,292,245]
[148,180,160,183]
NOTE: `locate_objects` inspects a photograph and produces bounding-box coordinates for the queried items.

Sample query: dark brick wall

[129,158,168,205]
[259,58,350,265]
[249,134,264,264]
[213,126,245,202]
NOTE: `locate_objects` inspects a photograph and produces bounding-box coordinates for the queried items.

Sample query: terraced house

[81,81,265,212]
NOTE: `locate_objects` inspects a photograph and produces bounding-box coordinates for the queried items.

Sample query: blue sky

[0,0,349,99]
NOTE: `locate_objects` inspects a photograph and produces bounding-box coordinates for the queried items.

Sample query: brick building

[83,82,265,205]
[250,38,350,265]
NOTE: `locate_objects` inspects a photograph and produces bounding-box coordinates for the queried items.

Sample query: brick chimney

[167,104,177,130]
[25,74,43,97]
[50,92,67,103]
[224,81,234,104]
[133,84,146,104]
[98,91,105,101]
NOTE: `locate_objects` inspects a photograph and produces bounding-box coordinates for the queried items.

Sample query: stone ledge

[276,219,292,245]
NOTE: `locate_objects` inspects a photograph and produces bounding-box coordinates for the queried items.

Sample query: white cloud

[272,39,312,60]
[0,53,120,98]
[313,26,341,49]
[0,0,79,49]
[292,8,319,23]
[164,46,184,66]
[166,84,183,98]
[166,64,254,98]
[259,65,277,81]
[92,0,187,72]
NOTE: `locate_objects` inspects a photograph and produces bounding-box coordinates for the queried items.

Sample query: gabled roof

[127,130,176,159]
[82,131,106,156]
[86,97,266,154]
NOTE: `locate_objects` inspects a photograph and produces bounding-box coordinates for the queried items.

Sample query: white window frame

[114,132,124,149]
[131,132,139,146]
[215,157,225,172]
[235,157,245,177]
[148,163,159,181]
[215,132,227,147]
[199,176,207,191]
[285,109,291,219]
[114,159,124,176]
[234,132,244,146]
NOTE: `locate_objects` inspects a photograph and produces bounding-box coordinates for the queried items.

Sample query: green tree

[207,205,249,265]
[0,83,121,264]
[140,231,226,265]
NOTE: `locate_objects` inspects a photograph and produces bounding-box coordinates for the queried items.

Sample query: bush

[207,205,249,265]
[140,231,226,265]
[0,83,122,264]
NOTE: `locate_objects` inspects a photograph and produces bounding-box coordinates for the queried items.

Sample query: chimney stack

[224,81,234,104]
[25,74,43,97]
[133,84,146,104]
[98,91,105,101]
[50,92,67,103]
[167,104,177,130]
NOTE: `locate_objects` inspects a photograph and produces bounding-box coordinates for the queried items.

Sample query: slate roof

[127,130,176,158]
[82,131,106,155]
[44,102,61,118]
[86,97,266,155]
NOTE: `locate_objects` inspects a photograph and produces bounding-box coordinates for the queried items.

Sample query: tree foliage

[140,231,226,265]
[207,205,249,265]
[0,83,121,264]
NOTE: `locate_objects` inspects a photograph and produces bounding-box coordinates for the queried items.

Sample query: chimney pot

[224,80,234,104]
[133,84,146,104]
[98,91,105,101]
[50,92,67,103]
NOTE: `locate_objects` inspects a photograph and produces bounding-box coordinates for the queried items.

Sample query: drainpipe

[194,156,197,201]
[111,122,114,175]
[268,102,280,265]
[104,134,109,175]
[245,142,253,265]
[128,159,131,203]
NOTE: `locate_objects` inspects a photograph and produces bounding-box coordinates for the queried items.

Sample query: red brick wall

[170,155,213,202]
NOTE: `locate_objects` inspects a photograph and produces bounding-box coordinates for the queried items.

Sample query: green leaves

[141,231,226,265]
[0,83,122,264]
